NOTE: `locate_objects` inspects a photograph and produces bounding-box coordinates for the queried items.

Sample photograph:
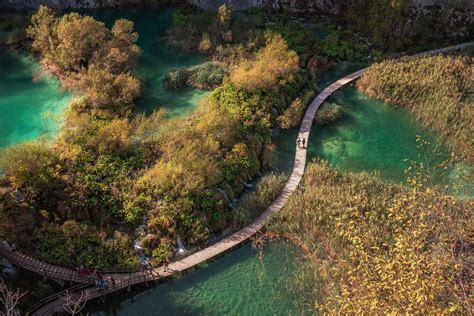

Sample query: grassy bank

[268,161,472,314]
[356,54,473,165]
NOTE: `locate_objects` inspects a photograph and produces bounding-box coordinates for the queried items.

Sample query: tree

[217,4,232,29]
[27,6,141,114]
[229,33,299,91]
[76,65,140,112]
[26,5,57,62]
[54,13,108,72]
[0,281,26,316]
[98,19,141,74]
[217,4,232,42]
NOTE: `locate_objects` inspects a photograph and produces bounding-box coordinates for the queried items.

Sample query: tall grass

[233,173,286,229]
[268,160,472,314]
[357,54,473,165]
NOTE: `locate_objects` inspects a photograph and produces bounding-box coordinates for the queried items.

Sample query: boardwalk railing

[3,41,472,316]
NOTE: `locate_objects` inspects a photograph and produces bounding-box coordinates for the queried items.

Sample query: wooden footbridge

[1,42,472,315]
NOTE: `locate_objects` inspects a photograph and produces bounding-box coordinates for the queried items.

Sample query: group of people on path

[95,275,115,292]
[76,266,115,292]
[297,137,306,148]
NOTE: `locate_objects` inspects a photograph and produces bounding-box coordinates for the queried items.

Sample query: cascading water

[176,235,187,255]
[216,188,231,207]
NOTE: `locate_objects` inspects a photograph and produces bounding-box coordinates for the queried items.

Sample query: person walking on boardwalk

[297,137,301,148]
[302,138,306,148]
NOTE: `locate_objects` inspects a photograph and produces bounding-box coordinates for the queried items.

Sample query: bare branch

[63,290,89,316]
[0,280,27,316]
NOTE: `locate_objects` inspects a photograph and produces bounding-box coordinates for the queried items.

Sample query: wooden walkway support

[1,42,471,315]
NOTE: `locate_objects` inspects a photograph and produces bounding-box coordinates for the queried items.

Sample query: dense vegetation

[268,161,472,314]
[344,0,471,52]
[0,5,314,269]
[357,54,473,165]
[0,5,471,313]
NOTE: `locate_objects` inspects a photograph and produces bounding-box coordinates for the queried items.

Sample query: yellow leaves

[272,161,472,315]
[229,33,299,91]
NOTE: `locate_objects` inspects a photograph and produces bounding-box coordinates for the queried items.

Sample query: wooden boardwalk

[1,42,471,315]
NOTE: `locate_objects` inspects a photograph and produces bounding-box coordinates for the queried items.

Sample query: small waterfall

[216,188,231,207]
[176,235,187,255]
[133,214,151,268]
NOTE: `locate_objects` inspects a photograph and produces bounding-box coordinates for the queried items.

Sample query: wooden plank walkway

[0,42,471,315]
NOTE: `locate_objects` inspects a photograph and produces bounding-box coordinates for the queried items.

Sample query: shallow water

[88,243,309,315]
[0,53,71,148]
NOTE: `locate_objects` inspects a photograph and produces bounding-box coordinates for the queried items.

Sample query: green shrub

[278,98,305,129]
[319,29,369,61]
[163,68,190,90]
[188,62,225,89]
[32,281,54,301]
[0,141,60,197]
[35,221,139,269]
[314,102,345,125]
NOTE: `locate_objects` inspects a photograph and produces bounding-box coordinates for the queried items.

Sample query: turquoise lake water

[0,53,71,148]
[273,63,470,193]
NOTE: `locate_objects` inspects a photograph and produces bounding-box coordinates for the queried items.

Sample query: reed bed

[357,54,473,165]
[268,160,472,314]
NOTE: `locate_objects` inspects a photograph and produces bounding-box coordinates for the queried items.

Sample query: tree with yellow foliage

[229,33,299,91]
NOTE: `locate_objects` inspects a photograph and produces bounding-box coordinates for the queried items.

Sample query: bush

[188,62,225,89]
[314,102,345,125]
[35,221,139,269]
[163,62,225,90]
[319,29,369,61]
[278,98,305,129]
[229,33,299,91]
[163,68,190,90]
[0,141,59,196]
